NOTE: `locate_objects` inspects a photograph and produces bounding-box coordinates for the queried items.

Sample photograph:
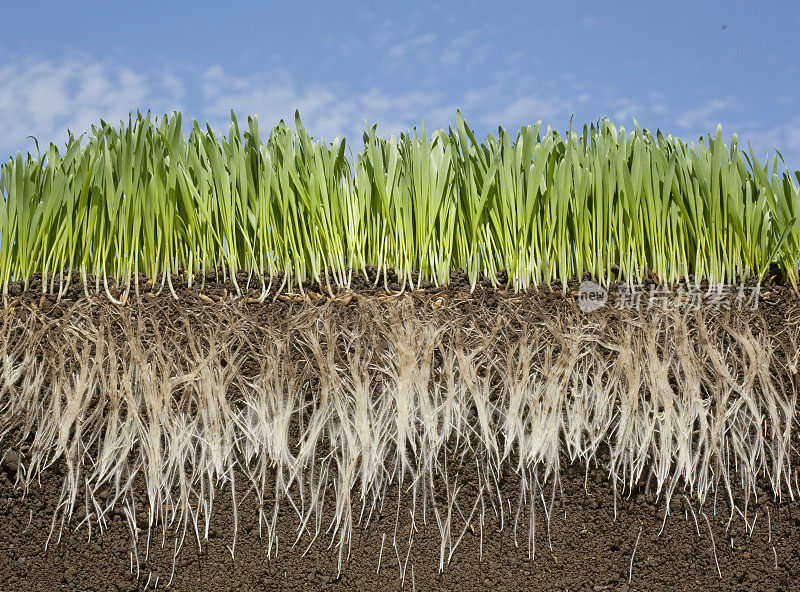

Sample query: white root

[702,511,722,579]
[629,523,643,583]
[0,298,795,571]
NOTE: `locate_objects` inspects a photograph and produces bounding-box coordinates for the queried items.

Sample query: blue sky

[1,0,799,169]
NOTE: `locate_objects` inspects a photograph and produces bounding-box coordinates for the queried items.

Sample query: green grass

[1,110,799,298]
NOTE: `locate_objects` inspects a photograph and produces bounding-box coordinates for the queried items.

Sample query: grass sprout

[1,111,799,297]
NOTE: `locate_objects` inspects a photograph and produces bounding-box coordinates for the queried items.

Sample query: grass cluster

[0,298,795,575]
[1,111,799,299]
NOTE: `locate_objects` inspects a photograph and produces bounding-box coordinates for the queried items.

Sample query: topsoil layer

[3,267,797,345]
[1,270,799,591]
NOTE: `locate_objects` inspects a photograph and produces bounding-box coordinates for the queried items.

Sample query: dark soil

[1,452,798,591]
[1,270,799,591]
[5,268,799,341]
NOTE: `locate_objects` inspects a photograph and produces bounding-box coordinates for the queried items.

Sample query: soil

[1,452,798,591]
[4,267,798,336]
[1,270,799,591]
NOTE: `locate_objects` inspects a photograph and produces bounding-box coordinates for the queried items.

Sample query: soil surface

[1,270,799,591]
[4,268,798,353]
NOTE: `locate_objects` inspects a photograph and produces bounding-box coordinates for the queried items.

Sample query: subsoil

[1,269,799,591]
[2,447,799,592]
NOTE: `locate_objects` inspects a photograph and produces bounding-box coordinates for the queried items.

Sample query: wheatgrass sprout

[1,111,799,295]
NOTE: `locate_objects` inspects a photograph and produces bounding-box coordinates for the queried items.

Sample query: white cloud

[384,33,437,65]
[201,66,354,140]
[200,65,448,141]
[437,30,485,70]
[0,53,183,159]
[410,33,437,48]
[674,98,732,131]
[610,97,645,123]
[388,45,407,59]
[478,94,569,128]
[2,52,796,174]
[440,48,460,68]
[738,116,800,171]
[664,97,800,169]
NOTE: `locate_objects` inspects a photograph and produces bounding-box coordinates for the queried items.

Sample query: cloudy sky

[1,0,799,169]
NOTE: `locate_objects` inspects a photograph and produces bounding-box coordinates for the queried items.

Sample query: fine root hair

[0,296,797,571]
